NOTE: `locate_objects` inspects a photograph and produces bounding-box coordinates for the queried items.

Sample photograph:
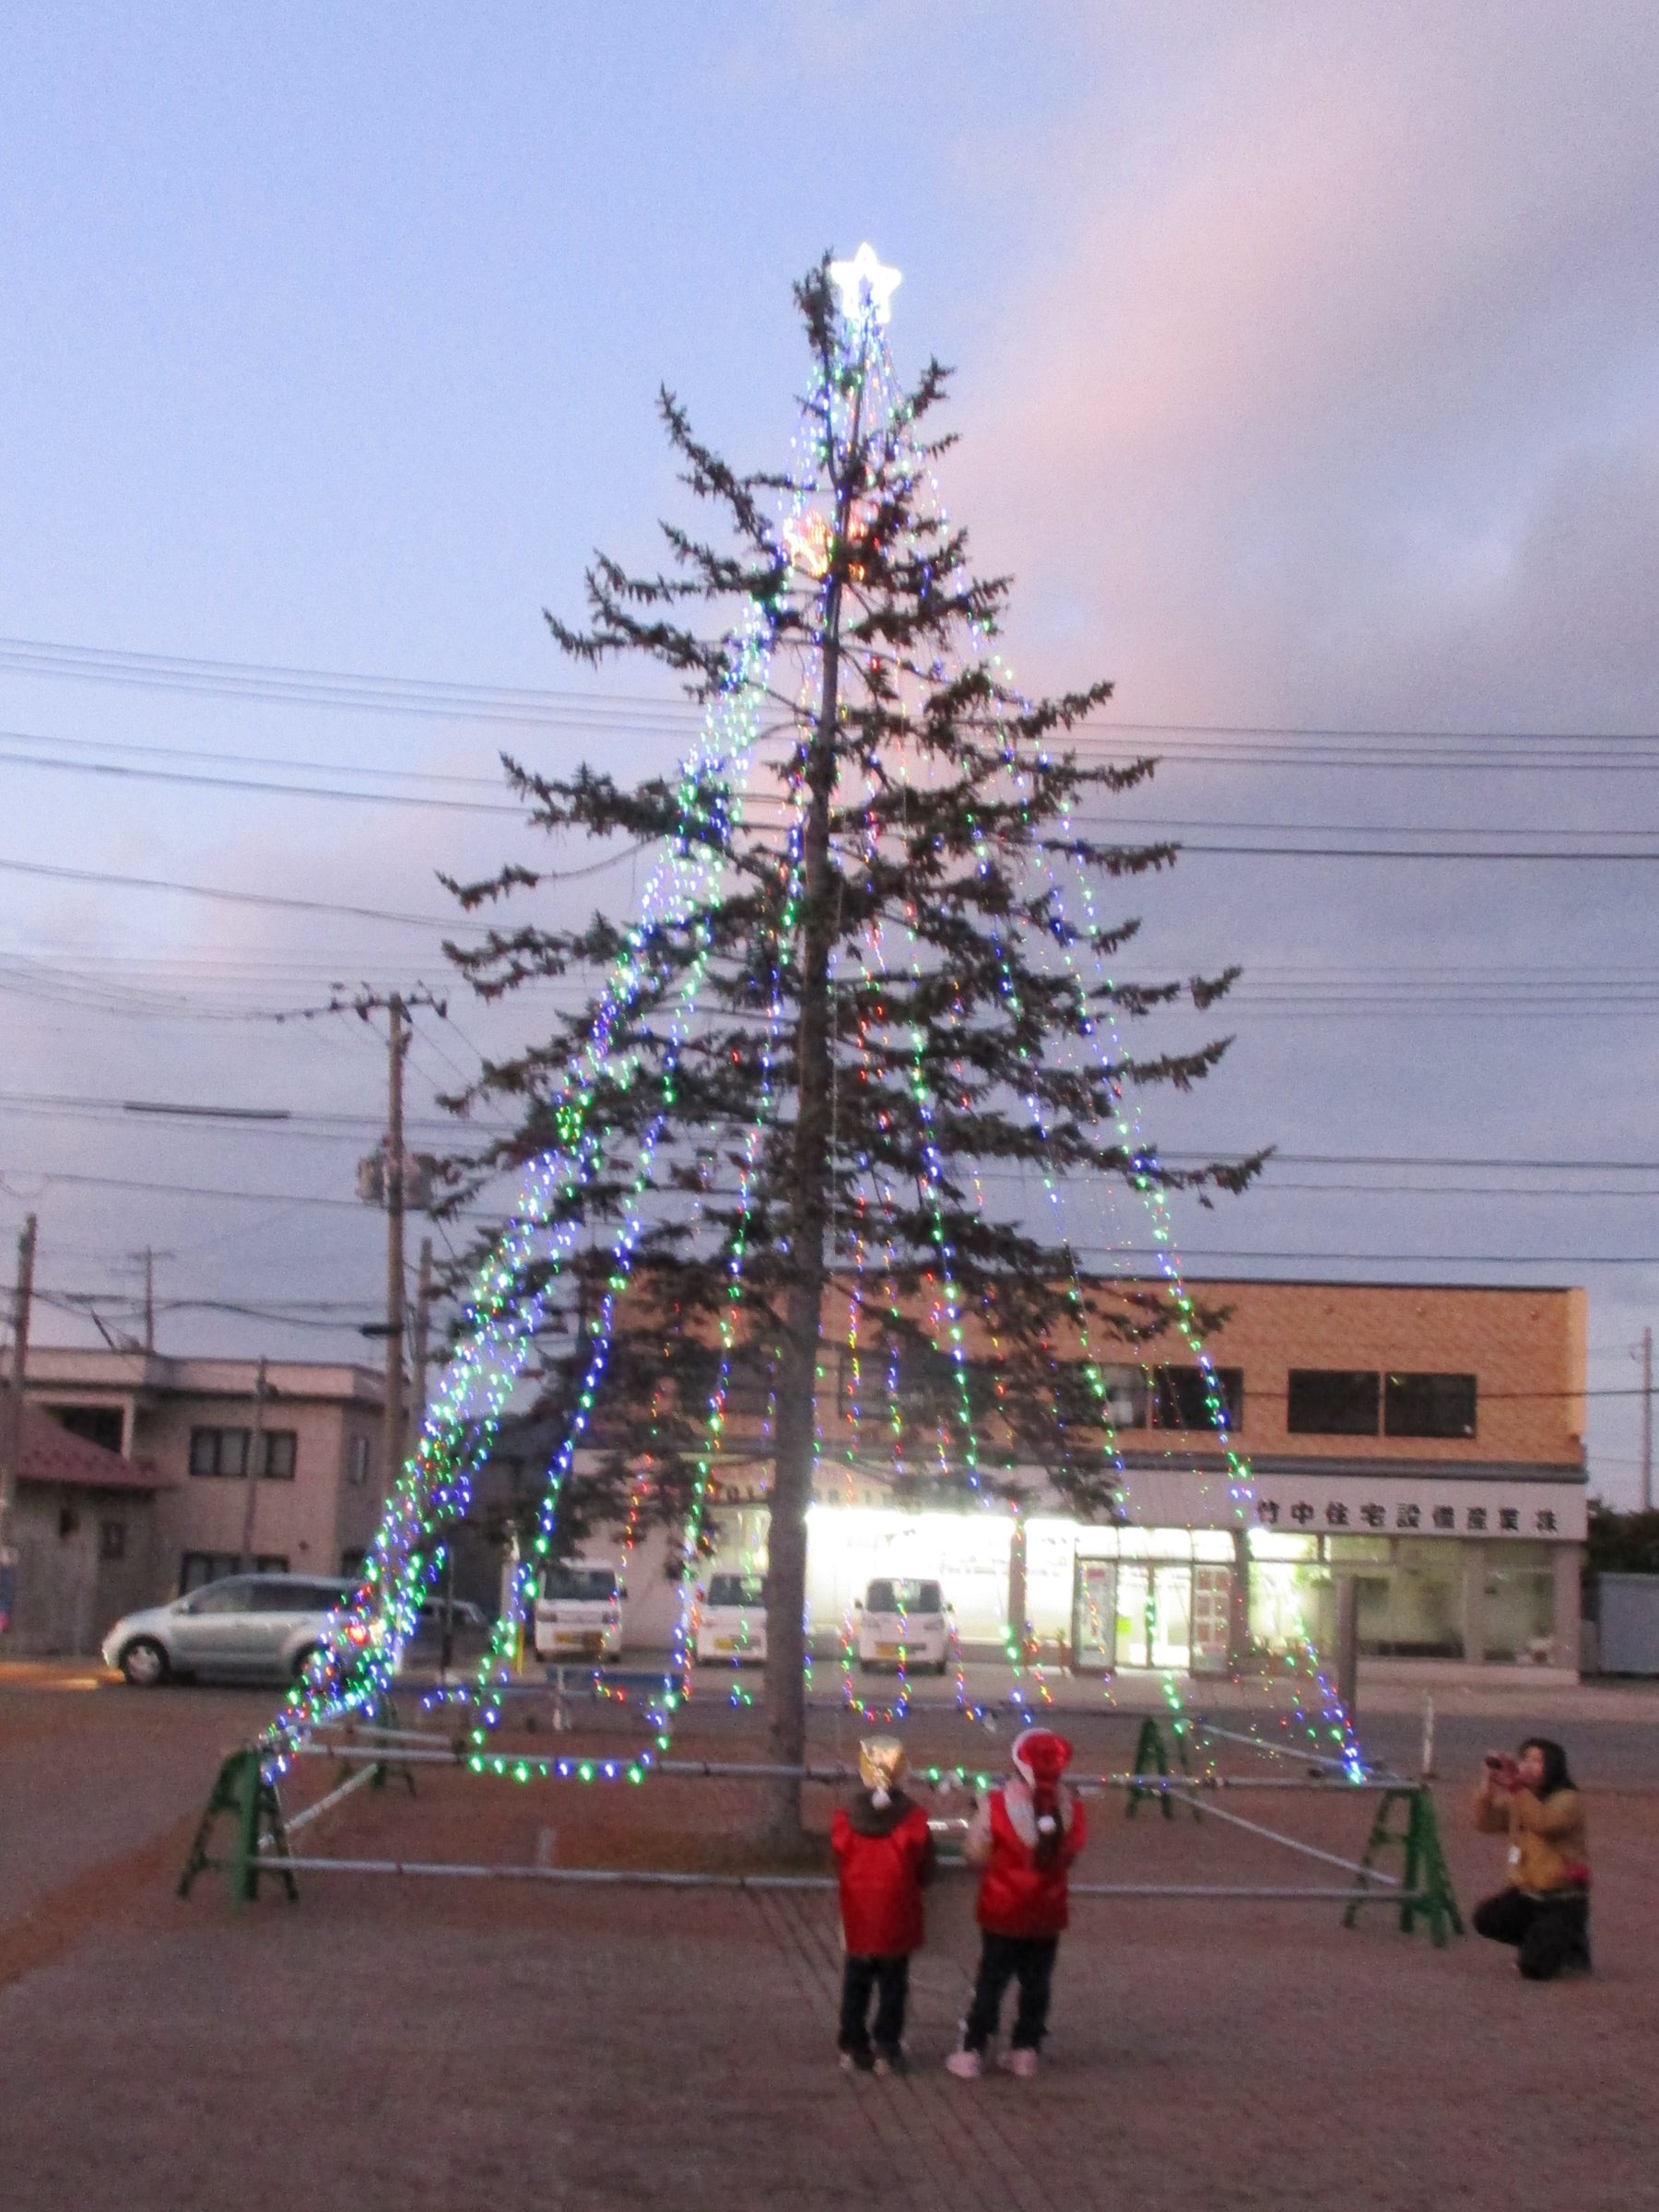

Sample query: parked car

[694,1571,767,1665]
[855,1577,951,1674]
[102,1573,353,1687]
[413,1596,489,1636]
[397,1595,491,1671]
[533,1561,622,1661]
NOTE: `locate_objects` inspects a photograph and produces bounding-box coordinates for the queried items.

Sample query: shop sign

[1246,1477,1583,1542]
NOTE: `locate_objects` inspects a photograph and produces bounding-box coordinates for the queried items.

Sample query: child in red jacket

[830,1737,935,2076]
[947,1726,1086,2080]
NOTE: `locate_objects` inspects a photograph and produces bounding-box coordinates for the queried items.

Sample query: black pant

[962,1932,1059,2053]
[1472,1888,1591,1981]
[839,1953,911,2054]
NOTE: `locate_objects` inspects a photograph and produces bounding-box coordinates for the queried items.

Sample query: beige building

[23,1350,387,1634]
[644,1276,1590,1677]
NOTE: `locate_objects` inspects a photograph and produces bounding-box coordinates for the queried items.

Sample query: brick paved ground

[2,1673,1654,2210]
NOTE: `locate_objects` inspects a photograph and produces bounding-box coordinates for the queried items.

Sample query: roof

[23,1347,384,1406]
[1,1390,167,1493]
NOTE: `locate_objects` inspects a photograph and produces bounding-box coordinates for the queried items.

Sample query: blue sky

[2,5,1657,1498]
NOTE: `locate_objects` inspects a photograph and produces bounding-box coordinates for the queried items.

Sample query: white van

[855,1577,950,1674]
[695,1571,767,1665]
[533,1562,622,1662]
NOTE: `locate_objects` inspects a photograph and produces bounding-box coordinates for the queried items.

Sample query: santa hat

[1012,1728,1074,1831]
[858,1736,907,1810]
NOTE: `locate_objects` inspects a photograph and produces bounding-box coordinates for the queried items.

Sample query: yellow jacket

[1473,1783,1588,1894]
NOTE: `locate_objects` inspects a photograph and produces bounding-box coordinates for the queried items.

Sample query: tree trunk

[761,561,845,1843]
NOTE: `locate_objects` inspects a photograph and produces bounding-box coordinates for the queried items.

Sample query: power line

[0,741,524,813]
[1175,843,1659,864]
[9,726,1659,843]
[7,1160,1659,1218]
[0,856,450,927]
[4,634,1658,771]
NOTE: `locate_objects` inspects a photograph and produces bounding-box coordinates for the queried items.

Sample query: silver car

[102,1572,352,1687]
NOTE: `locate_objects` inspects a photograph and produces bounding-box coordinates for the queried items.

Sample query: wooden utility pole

[237,1356,269,1571]
[412,1235,434,1431]
[0,1215,39,1614]
[383,996,409,1500]
[1642,1327,1653,1514]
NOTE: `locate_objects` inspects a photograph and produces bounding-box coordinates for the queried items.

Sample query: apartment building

[22,1349,387,1638]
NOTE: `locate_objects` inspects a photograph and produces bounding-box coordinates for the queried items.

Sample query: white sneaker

[998,2048,1039,2078]
[945,2049,982,2079]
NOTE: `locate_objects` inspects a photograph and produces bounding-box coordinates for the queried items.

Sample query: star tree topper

[829,241,901,326]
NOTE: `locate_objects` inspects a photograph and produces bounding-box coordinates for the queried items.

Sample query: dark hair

[1519,1737,1573,1798]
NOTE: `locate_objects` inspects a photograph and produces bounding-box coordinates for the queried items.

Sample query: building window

[1099,1366,1149,1429]
[1287,1370,1381,1436]
[188,1427,297,1477]
[1152,1367,1244,1433]
[346,1434,371,1487]
[261,1430,298,1481]
[189,1427,250,1477]
[49,1404,125,1453]
[99,1518,126,1561]
[1384,1372,1477,1439]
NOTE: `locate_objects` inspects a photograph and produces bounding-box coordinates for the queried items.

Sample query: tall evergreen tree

[439,253,1257,1838]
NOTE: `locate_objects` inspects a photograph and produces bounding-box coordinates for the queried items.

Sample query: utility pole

[237,1356,269,1571]
[1642,1327,1653,1514]
[0,1214,39,1629]
[347,985,443,1500]
[411,1235,434,1430]
[383,996,408,1499]
[118,1248,172,1357]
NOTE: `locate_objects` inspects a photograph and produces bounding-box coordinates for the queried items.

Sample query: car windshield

[865,1579,942,1616]
[706,1574,764,1608]
[541,1566,618,1603]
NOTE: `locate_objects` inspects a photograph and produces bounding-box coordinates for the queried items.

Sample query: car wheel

[290,1644,320,1681]
[120,1637,171,1688]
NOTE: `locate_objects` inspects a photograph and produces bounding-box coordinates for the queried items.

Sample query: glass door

[1112,1562,1194,1670]
[1116,1562,1151,1667]
[1191,1563,1232,1674]
[1150,1564,1192,1669]
[1071,1559,1116,1670]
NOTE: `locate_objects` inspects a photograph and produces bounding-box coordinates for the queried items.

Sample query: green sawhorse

[179,1748,299,1909]
[1343,1785,1464,1947]
[1125,1713,1200,1821]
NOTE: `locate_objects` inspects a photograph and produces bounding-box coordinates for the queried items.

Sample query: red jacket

[830,1794,935,1957]
[968,1780,1086,1939]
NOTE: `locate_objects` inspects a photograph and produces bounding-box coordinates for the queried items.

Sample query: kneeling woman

[1471,1737,1590,1980]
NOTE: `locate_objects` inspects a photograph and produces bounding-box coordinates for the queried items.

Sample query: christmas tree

[421,247,1260,1837]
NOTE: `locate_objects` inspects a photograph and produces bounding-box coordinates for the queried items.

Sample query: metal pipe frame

[237,1854,1426,1906]
[289,1740,1423,1795]
[1186,1792,1400,1883]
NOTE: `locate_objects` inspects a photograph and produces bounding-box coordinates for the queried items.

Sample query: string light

[260,246,1361,1806]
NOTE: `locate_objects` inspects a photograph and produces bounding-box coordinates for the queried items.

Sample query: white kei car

[854,1576,951,1674]
[694,1571,767,1665]
[533,1562,623,1662]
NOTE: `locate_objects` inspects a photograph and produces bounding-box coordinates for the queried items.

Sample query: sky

[1,3,1657,1499]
